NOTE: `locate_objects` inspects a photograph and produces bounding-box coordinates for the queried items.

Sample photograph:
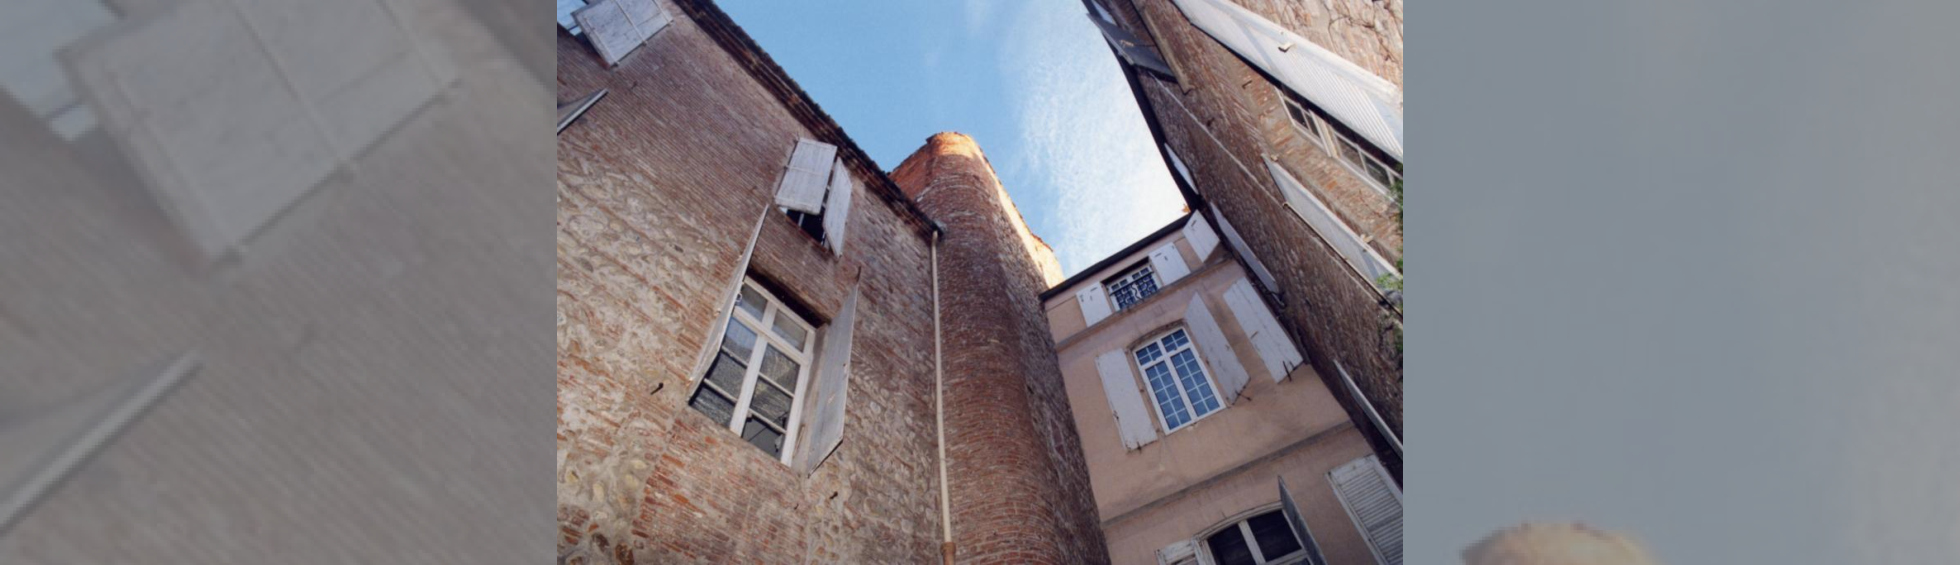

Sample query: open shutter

[1183,294,1250,405]
[1331,456,1404,565]
[1088,15,1177,79]
[1223,277,1303,381]
[1094,350,1158,449]
[1279,477,1332,565]
[1077,284,1113,327]
[775,139,837,214]
[1265,158,1400,286]
[821,159,853,255]
[573,0,672,67]
[796,287,859,476]
[1184,214,1220,261]
[689,205,772,381]
[1210,203,1279,293]
[1148,243,1191,286]
[1155,539,1200,565]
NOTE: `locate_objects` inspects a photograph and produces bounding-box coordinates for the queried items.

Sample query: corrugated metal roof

[1170,0,1403,161]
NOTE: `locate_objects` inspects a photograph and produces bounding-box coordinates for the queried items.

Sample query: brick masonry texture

[1101,0,1405,471]
[892,133,1110,565]
[556,2,1106,563]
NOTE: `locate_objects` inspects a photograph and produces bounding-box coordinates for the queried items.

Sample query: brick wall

[1102,0,1405,470]
[892,133,1110,564]
[555,5,948,562]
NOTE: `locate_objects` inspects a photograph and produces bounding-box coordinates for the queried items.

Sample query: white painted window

[1134,327,1223,432]
[688,280,817,464]
[1106,262,1162,311]
[1330,455,1404,565]
[1280,88,1402,196]
[1201,507,1313,565]
[776,138,853,255]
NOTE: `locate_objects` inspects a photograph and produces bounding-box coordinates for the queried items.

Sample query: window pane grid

[1206,509,1309,565]
[1136,328,1220,432]
[1108,264,1160,310]
[689,281,814,463]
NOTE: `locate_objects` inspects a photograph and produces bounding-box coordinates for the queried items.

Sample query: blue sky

[718,0,1184,276]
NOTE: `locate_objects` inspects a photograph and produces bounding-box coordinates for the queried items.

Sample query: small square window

[1106,263,1161,311]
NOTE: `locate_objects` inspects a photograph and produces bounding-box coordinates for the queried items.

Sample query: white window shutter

[1077,284,1113,327]
[573,0,671,66]
[776,138,837,214]
[1156,539,1200,565]
[689,205,772,381]
[821,159,854,255]
[1094,350,1158,450]
[1183,294,1250,405]
[1223,277,1303,382]
[1148,243,1191,286]
[796,287,859,476]
[1210,203,1279,293]
[1265,157,1400,285]
[1184,214,1220,261]
[1331,456,1404,565]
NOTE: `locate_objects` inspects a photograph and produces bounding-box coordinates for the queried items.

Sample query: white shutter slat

[1148,243,1191,286]
[1184,213,1220,261]
[573,0,670,66]
[689,204,773,380]
[1094,350,1158,450]
[1156,539,1200,565]
[1077,284,1112,327]
[1223,277,1303,382]
[796,287,859,476]
[1183,293,1250,405]
[1331,456,1404,565]
[821,159,853,255]
[775,138,836,214]
[1210,203,1279,292]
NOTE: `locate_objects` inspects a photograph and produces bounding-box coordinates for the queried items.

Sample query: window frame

[686,279,818,465]
[1132,326,1225,434]
[1198,505,1312,565]
[1278,87,1402,197]
[1105,261,1162,312]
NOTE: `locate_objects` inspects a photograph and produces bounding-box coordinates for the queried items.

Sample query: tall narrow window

[1134,328,1223,432]
[1106,262,1161,311]
[1203,508,1311,565]
[689,280,816,463]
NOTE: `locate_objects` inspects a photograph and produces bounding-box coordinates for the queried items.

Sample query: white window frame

[687,279,817,465]
[1281,95,1329,152]
[1197,504,1313,565]
[1133,327,1225,434]
[1106,261,1162,311]
[1279,87,1401,197]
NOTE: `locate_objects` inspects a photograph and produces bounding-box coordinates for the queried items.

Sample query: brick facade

[556,2,1105,563]
[1094,0,1406,476]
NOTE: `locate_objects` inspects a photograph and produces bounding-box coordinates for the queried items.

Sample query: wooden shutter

[1184,214,1220,262]
[1183,294,1250,405]
[821,159,853,255]
[1088,15,1177,79]
[1265,157,1399,285]
[1210,203,1279,293]
[1280,477,1332,565]
[1330,456,1404,565]
[689,205,772,381]
[796,287,858,476]
[1077,284,1112,327]
[1148,243,1191,286]
[1222,277,1303,382]
[1094,350,1158,450]
[775,139,836,214]
[573,0,672,66]
[1155,539,1200,565]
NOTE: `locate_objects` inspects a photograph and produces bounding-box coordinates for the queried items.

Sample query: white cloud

[999,1,1184,275]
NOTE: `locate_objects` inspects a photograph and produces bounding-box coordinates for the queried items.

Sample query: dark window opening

[785,209,827,245]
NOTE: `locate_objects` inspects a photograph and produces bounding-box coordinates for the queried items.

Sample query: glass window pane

[736,285,767,319]
[1145,363,1191,429]
[757,345,801,391]
[688,386,736,426]
[702,352,746,398]
[1172,350,1221,417]
[721,320,758,362]
[1135,343,1163,366]
[1340,138,1366,168]
[1206,526,1257,565]
[1165,329,1190,350]
[771,313,808,350]
[741,417,785,457]
[1366,159,1393,187]
[1247,511,1304,560]
[749,377,794,429]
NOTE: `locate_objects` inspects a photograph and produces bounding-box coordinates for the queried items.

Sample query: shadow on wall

[1463,523,1660,565]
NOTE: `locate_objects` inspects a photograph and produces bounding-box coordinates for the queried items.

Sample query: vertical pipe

[932,229,954,564]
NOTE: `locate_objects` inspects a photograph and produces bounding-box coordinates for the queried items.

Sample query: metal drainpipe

[932,229,955,564]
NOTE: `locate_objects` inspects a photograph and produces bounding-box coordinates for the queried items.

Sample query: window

[1282,96,1323,148]
[688,280,816,463]
[1204,508,1311,565]
[1134,328,1223,432]
[1280,89,1402,196]
[774,138,854,255]
[1106,262,1161,311]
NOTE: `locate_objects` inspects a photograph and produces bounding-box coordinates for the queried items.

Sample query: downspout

[932,228,955,564]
